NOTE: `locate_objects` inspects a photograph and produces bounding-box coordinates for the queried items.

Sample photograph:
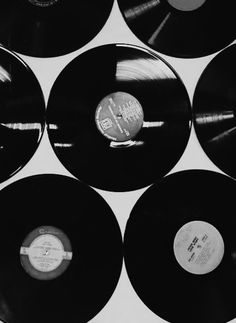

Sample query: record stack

[0,0,236,322]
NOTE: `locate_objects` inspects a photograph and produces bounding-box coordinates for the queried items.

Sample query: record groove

[0,174,123,323]
[0,46,45,183]
[193,44,236,180]
[117,0,236,58]
[46,43,191,191]
[0,0,114,57]
[124,170,236,323]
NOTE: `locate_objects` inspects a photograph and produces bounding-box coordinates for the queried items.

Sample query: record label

[173,221,224,275]
[20,226,72,280]
[28,0,59,7]
[167,0,206,11]
[95,92,144,142]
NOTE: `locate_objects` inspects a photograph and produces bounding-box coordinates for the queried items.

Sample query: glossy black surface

[46,43,191,191]
[193,44,236,179]
[0,47,45,183]
[0,174,123,323]
[0,0,114,57]
[124,169,236,323]
[117,0,235,58]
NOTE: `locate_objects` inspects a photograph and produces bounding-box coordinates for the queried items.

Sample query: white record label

[20,226,72,280]
[173,220,224,274]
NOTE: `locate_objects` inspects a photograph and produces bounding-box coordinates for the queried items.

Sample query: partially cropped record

[46,43,191,191]
[193,44,236,179]
[124,169,236,323]
[0,46,45,183]
[0,0,114,57]
[0,174,123,323]
[117,0,235,58]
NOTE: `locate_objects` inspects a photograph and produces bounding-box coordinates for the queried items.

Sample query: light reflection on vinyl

[0,46,45,183]
[46,43,191,191]
[117,0,235,58]
[193,44,236,179]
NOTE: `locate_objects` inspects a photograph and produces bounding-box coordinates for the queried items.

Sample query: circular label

[95,92,144,142]
[27,0,59,7]
[167,0,206,11]
[20,226,73,280]
[27,234,65,272]
[173,221,224,275]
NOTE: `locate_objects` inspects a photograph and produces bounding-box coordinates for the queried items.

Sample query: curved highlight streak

[124,0,161,20]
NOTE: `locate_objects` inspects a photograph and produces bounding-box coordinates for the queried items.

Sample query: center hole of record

[95,92,144,142]
[27,0,59,7]
[20,226,73,280]
[167,0,206,11]
[173,221,224,275]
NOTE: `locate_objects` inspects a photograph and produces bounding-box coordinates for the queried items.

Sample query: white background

[0,1,235,322]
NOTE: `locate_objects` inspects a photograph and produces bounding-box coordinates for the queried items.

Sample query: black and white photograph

[0,1,236,322]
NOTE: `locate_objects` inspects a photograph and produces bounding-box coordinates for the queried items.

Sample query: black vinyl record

[46,43,191,192]
[117,0,235,58]
[124,169,236,323]
[193,44,236,179]
[0,174,123,323]
[0,46,45,183]
[0,0,114,57]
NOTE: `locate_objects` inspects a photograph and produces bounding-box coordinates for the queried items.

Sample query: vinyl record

[117,0,235,58]
[0,174,123,323]
[46,43,191,192]
[193,44,236,179]
[124,169,236,323]
[0,46,45,183]
[0,0,114,57]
